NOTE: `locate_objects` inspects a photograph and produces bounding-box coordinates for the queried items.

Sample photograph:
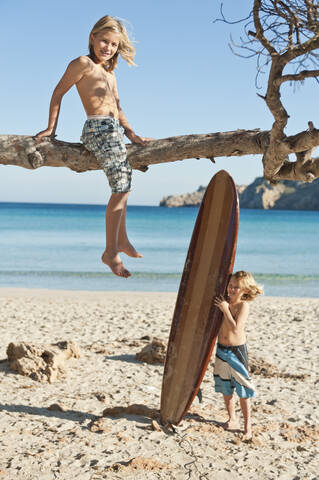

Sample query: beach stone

[6,340,80,383]
[88,417,112,434]
[47,403,66,412]
[94,392,108,402]
[136,338,166,364]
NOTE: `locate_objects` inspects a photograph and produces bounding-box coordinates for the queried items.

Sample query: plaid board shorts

[81,116,132,193]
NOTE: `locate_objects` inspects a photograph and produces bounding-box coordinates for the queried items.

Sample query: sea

[0,202,318,298]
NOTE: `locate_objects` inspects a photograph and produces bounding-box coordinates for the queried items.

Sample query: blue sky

[1,0,318,205]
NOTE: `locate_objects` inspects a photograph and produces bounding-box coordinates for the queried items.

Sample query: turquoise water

[0,202,318,297]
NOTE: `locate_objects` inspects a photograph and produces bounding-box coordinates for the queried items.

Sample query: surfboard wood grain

[160,170,239,426]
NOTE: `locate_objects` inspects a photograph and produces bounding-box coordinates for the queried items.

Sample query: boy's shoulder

[231,300,249,318]
[63,56,94,81]
[68,57,117,80]
[238,300,249,312]
[69,55,92,68]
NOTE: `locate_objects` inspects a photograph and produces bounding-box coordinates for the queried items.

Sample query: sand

[0,288,318,479]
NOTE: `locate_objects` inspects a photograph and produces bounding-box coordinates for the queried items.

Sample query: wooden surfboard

[160,170,239,426]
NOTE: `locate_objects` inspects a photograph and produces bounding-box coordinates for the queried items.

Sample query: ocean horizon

[0,201,318,298]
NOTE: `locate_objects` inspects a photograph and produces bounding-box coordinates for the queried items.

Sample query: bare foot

[242,430,253,441]
[222,419,240,431]
[102,251,131,278]
[119,242,143,258]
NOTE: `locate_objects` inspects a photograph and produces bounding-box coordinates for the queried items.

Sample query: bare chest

[78,68,114,99]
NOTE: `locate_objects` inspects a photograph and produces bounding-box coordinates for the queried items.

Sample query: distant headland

[159,176,319,210]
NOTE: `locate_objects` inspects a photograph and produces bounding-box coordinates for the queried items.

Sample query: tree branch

[283,33,319,62]
[0,131,268,172]
[276,68,319,85]
[272,153,319,182]
[253,0,278,54]
[1,127,318,182]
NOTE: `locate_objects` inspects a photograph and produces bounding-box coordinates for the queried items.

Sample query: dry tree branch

[277,68,319,84]
[253,0,278,54]
[1,126,319,182]
[215,0,319,181]
[283,33,319,62]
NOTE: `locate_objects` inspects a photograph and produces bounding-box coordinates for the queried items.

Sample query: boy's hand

[34,129,55,141]
[214,296,230,313]
[125,130,153,146]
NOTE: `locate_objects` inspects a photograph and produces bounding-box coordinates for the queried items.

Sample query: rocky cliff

[159,177,319,210]
[159,186,206,208]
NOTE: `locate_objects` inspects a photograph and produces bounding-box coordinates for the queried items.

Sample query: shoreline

[0,287,178,299]
[0,286,316,300]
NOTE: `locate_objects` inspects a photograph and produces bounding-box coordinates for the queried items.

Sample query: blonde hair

[89,15,136,71]
[231,271,264,302]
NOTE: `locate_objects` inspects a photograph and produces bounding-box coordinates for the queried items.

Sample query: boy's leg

[118,200,142,258]
[82,120,141,275]
[239,397,252,439]
[103,192,131,277]
[222,394,239,430]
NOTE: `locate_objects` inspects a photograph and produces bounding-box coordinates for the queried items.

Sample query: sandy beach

[0,288,318,479]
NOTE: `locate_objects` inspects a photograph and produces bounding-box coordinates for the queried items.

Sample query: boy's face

[90,30,121,64]
[227,278,244,302]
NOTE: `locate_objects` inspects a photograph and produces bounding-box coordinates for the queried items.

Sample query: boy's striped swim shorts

[214,343,256,398]
[81,116,132,193]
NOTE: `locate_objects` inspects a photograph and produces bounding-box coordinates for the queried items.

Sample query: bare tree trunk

[215,0,319,182]
[1,128,318,182]
[248,0,319,181]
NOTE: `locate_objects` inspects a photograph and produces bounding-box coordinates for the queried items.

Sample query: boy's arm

[111,73,152,146]
[214,297,249,333]
[35,57,90,140]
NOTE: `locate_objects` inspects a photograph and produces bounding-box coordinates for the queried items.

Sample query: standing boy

[214,271,263,440]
